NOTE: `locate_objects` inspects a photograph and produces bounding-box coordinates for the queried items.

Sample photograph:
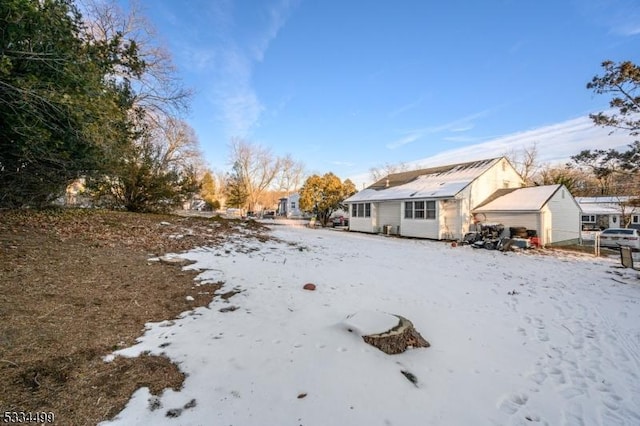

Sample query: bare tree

[369,162,409,182]
[228,138,281,211]
[79,0,192,117]
[275,154,305,195]
[505,142,540,186]
[535,164,593,196]
[154,116,203,173]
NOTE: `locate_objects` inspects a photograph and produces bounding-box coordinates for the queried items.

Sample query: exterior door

[609,215,620,228]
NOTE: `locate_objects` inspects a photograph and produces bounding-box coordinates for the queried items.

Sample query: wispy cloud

[385,108,493,150]
[206,0,298,139]
[617,24,640,36]
[608,1,640,36]
[412,115,632,168]
[350,114,633,188]
[249,0,297,62]
[386,132,423,150]
[388,97,423,118]
[577,0,640,37]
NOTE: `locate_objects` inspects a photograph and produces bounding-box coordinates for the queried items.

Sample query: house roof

[576,196,636,204]
[473,185,562,212]
[575,196,640,215]
[345,157,504,203]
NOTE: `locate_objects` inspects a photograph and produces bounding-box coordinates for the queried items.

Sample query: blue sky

[131,0,638,186]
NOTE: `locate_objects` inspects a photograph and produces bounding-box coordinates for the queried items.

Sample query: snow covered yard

[104,224,640,426]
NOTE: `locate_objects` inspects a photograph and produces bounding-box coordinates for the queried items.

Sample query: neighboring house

[344,157,523,240]
[277,193,303,217]
[59,178,91,207]
[575,196,640,230]
[472,184,581,246]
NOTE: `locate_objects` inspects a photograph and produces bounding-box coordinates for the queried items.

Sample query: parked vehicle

[598,228,640,250]
[262,210,276,219]
[331,216,349,227]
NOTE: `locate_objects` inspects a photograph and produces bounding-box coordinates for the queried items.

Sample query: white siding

[476,212,540,239]
[377,202,401,234]
[546,187,581,245]
[400,202,440,239]
[457,187,474,236]
[348,203,377,233]
[440,199,462,239]
[347,158,524,240]
[468,158,523,210]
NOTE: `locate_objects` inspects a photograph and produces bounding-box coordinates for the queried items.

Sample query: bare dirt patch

[0,209,270,425]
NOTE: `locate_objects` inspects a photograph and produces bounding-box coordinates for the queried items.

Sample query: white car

[598,228,640,250]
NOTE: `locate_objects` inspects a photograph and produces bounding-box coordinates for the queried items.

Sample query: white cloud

[350,115,634,188]
[413,115,631,168]
[209,0,298,139]
[577,0,640,37]
[618,24,640,36]
[385,108,494,150]
[388,97,423,118]
[386,132,422,150]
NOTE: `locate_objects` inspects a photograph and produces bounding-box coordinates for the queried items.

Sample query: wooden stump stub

[362,315,430,355]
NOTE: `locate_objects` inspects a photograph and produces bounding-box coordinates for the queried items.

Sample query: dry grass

[0,208,270,425]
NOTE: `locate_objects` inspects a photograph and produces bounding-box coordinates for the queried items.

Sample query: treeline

[1,0,200,212]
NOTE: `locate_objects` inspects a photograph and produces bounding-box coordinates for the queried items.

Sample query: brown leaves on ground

[0,208,271,426]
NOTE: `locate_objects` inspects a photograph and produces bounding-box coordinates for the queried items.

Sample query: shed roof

[473,185,562,212]
[345,157,504,203]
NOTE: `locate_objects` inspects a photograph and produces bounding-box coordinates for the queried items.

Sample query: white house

[277,193,303,217]
[472,184,582,246]
[575,196,640,230]
[344,157,523,240]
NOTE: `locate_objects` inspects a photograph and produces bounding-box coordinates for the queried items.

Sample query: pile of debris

[460,224,534,251]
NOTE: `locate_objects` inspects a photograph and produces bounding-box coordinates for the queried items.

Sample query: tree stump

[362,315,430,354]
[342,311,430,355]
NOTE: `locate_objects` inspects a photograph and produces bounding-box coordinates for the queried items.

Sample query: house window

[291,202,296,209]
[404,202,413,219]
[426,201,436,219]
[405,201,436,219]
[633,215,640,224]
[353,203,371,218]
[581,215,595,223]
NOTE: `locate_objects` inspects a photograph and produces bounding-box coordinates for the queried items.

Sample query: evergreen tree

[224,162,249,208]
[0,0,140,207]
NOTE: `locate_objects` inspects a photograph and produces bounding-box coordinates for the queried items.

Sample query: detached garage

[472,184,581,247]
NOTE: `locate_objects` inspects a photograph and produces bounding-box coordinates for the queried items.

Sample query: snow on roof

[345,158,501,203]
[579,203,640,215]
[575,196,640,215]
[579,204,629,215]
[576,196,635,204]
[473,185,561,212]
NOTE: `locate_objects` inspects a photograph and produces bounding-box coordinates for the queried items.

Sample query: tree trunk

[362,315,430,355]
